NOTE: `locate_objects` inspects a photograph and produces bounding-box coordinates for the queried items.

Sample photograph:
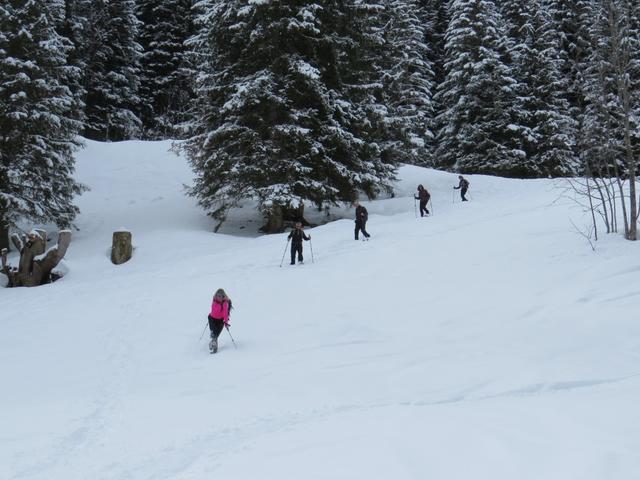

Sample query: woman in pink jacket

[208,288,231,353]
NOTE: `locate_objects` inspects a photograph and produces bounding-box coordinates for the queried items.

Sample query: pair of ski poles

[199,322,237,348]
[279,237,314,267]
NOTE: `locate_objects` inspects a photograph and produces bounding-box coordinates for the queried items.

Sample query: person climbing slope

[208,288,231,353]
[354,201,371,240]
[454,175,469,201]
[414,184,431,217]
[288,222,310,265]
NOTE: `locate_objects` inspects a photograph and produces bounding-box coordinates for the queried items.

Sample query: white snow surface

[2,139,640,479]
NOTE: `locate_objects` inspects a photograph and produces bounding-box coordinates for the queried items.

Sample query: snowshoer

[414,185,431,217]
[354,202,371,240]
[208,288,231,353]
[288,222,310,265]
[454,175,469,201]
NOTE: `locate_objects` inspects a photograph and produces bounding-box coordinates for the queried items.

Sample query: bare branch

[570,218,596,252]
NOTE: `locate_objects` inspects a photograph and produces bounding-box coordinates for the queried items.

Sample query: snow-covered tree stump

[111,230,132,265]
[1,230,71,287]
[35,229,47,248]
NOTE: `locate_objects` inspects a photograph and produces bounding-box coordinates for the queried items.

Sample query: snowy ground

[2,140,640,480]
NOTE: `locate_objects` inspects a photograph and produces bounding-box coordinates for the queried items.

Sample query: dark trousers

[290,243,303,264]
[419,200,430,216]
[461,187,468,201]
[208,316,224,339]
[355,220,370,239]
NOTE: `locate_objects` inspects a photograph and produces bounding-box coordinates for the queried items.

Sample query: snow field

[1,140,640,479]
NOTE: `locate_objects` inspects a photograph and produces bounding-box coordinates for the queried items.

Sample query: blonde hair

[214,288,231,305]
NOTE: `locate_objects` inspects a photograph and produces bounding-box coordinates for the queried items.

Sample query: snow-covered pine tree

[0,0,86,241]
[421,0,449,164]
[423,0,449,86]
[137,0,194,139]
[52,0,90,137]
[509,0,578,176]
[499,0,527,43]
[434,0,526,176]
[337,0,392,164]
[548,0,592,127]
[83,0,142,141]
[183,0,395,230]
[56,0,92,116]
[380,0,436,165]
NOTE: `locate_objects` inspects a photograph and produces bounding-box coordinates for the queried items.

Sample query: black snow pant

[460,187,468,201]
[208,316,225,339]
[419,200,430,216]
[355,220,370,240]
[290,243,303,264]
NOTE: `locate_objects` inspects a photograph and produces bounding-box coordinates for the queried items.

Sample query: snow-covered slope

[2,140,639,480]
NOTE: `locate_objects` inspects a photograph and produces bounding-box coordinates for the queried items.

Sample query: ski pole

[413,197,417,218]
[429,198,434,216]
[279,238,290,267]
[452,188,455,204]
[309,238,315,263]
[199,321,208,341]
[225,324,237,349]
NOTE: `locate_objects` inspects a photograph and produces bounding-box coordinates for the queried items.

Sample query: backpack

[462,179,469,188]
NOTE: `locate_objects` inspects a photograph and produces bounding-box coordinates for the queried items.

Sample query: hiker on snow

[208,288,231,353]
[354,201,371,240]
[414,184,431,217]
[288,222,310,265]
[454,175,469,201]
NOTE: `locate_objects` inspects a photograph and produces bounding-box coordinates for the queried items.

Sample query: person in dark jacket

[414,184,431,216]
[354,202,370,240]
[288,222,310,264]
[454,175,469,201]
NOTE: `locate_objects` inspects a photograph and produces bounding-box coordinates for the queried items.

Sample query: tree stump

[111,230,132,265]
[283,203,308,225]
[1,230,71,287]
[35,229,47,250]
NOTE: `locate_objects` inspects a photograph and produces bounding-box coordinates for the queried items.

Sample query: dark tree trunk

[0,220,8,252]
[261,205,284,233]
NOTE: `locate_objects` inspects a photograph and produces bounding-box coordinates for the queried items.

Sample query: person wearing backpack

[454,175,469,201]
[288,222,311,265]
[414,184,431,216]
[208,288,231,353]
[354,201,371,240]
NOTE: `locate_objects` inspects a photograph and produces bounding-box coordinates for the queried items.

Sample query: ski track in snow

[2,140,640,479]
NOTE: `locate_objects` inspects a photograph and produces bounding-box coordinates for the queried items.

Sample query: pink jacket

[210,300,230,324]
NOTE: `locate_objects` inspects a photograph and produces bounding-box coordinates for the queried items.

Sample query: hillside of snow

[2,140,639,480]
